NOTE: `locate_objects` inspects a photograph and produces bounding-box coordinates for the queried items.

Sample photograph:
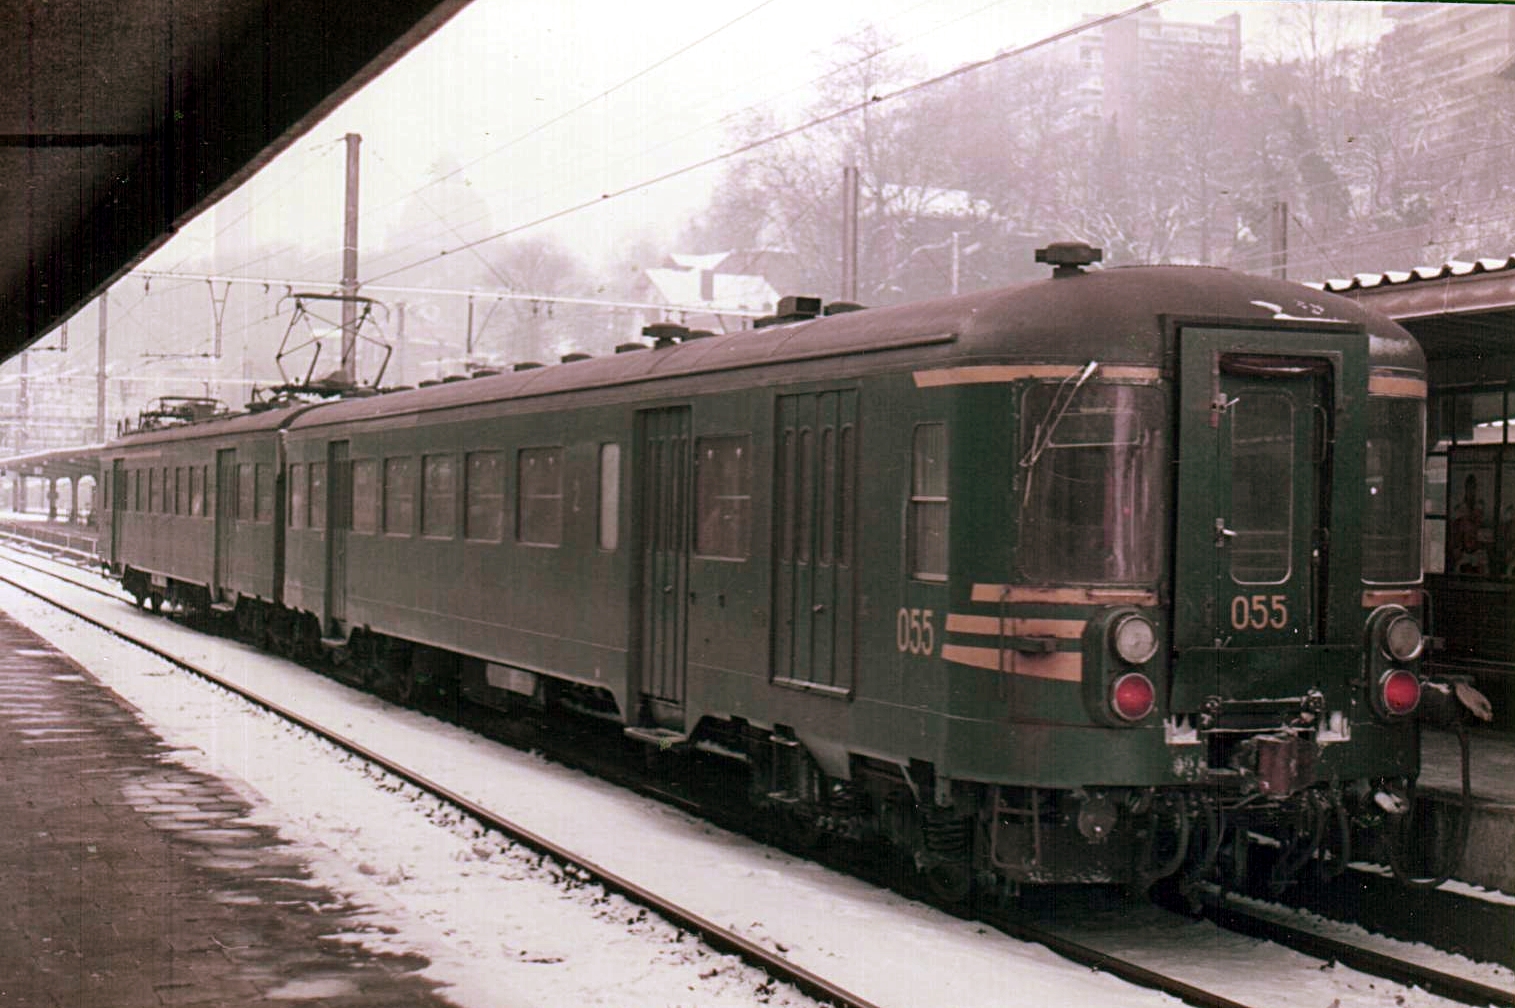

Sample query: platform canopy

[1316,255,1515,388]
[0,0,470,364]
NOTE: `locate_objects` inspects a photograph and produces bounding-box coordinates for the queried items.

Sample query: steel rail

[0,565,882,1008]
[8,552,1489,1008]
[1194,897,1515,1008]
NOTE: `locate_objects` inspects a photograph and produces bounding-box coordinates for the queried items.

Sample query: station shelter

[1321,255,1515,724]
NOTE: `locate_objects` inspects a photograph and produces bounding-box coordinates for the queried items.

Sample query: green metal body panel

[107,264,1427,800]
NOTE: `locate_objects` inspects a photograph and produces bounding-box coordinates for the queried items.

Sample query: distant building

[631,251,785,335]
[1051,7,1242,153]
[1380,3,1515,152]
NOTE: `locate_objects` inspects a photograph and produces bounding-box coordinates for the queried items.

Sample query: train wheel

[924,861,973,905]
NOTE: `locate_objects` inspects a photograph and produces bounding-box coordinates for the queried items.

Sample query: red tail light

[1379,669,1421,716]
[1110,672,1156,722]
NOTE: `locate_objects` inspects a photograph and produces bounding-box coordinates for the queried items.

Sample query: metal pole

[96,292,107,442]
[340,132,362,383]
[395,302,407,387]
[17,350,29,451]
[1272,200,1288,280]
[951,231,961,296]
[842,165,859,302]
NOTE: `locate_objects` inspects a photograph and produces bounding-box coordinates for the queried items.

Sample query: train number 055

[1230,594,1288,631]
[897,608,936,655]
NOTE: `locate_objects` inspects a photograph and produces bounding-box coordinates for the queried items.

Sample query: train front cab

[965,318,1426,883]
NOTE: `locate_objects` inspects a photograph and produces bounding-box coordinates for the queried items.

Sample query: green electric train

[100,243,1431,894]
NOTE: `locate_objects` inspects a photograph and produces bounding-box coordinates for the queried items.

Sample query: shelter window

[290,464,307,529]
[464,451,505,542]
[695,435,751,559]
[309,462,327,531]
[909,423,948,580]
[383,457,416,535]
[517,447,563,546]
[351,459,378,534]
[1019,383,1165,584]
[190,467,205,517]
[598,443,620,551]
[422,454,458,538]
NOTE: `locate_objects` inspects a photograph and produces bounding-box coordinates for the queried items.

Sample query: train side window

[839,424,855,566]
[422,454,458,538]
[255,464,273,523]
[174,467,186,515]
[132,470,141,512]
[464,451,504,542]
[190,467,204,517]
[310,462,327,531]
[598,443,620,551]
[237,464,255,523]
[517,447,563,546]
[149,468,160,514]
[383,457,416,535]
[352,459,378,534]
[909,423,948,580]
[695,435,751,560]
[290,463,307,530]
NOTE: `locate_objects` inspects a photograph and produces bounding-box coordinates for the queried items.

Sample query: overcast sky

[141,0,1387,285]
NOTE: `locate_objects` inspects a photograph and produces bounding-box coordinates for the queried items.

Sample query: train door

[633,406,692,727]
[773,389,858,692]
[213,449,236,600]
[1174,327,1365,669]
[109,459,125,568]
[325,441,350,630]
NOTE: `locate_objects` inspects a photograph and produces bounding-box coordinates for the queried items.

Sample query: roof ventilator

[643,322,690,349]
[754,295,823,329]
[1035,242,1102,278]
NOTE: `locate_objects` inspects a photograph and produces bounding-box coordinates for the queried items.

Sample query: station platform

[1417,726,1515,893]
[0,609,458,1007]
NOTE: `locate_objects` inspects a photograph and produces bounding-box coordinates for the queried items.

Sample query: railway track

[2,538,1512,1008]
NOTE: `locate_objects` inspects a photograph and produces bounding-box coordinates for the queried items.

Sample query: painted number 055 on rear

[897,608,936,655]
[1230,594,1289,631]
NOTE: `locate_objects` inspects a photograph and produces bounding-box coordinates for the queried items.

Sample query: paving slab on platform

[0,610,458,1007]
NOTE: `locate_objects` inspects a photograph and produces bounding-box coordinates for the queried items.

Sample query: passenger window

[175,467,188,515]
[190,467,205,517]
[422,455,458,538]
[517,447,563,546]
[310,462,327,531]
[351,460,378,534]
[255,464,274,523]
[383,457,416,535]
[149,469,160,514]
[695,435,751,559]
[465,451,505,542]
[289,464,307,529]
[598,443,621,551]
[908,423,948,580]
[237,464,255,522]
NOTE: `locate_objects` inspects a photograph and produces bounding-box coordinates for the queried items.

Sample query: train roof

[281,265,1421,432]
[101,265,1422,446]
[104,400,320,451]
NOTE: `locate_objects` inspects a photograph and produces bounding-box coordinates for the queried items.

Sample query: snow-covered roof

[1311,254,1515,294]
[666,251,731,271]
[641,267,778,313]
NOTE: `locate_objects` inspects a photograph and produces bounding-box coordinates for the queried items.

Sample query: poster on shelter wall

[1501,457,1515,580]
[1447,457,1496,576]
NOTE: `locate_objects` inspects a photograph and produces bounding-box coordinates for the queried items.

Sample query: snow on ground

[1,553,1505,1008]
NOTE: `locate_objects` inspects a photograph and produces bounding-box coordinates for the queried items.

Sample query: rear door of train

[1172,325,1368,711]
